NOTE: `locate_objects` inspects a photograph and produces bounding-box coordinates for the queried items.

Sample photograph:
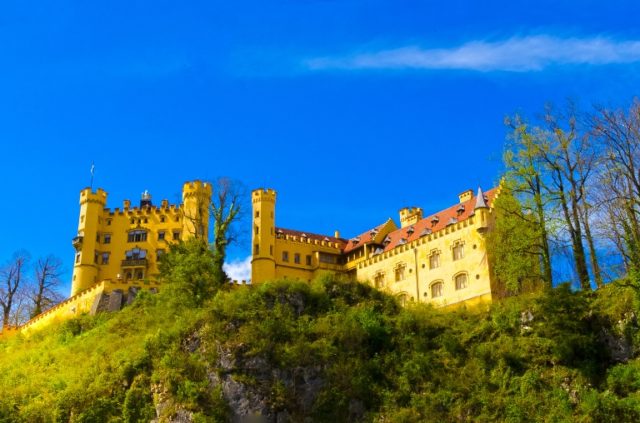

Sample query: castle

[1,181,498,338]
[251,186,499,307]
[0,181,212,337]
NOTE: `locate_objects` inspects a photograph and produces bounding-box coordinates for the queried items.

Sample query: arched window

[454,272,468,290]
[452,240,464,261]
[374,272,385,288]
[429,250,440,269]
[430,281,444,298]
[125,248,147,260]
[394,263,406,282]
[396,292,411,306]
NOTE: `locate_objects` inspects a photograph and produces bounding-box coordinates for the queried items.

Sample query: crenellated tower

[251,188,276,283]
[182,180,213,241]
[71,188,107,296]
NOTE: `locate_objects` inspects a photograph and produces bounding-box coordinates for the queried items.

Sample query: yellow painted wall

[251,187,498,309]
[71,181,211,297]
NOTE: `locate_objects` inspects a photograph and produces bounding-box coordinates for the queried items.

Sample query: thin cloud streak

[305,35,640,72]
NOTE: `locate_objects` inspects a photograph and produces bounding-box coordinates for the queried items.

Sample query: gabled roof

[343,218,397,253]
[379,187,498,252]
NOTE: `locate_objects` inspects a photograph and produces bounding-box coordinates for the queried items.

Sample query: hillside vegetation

[1,243,640,422]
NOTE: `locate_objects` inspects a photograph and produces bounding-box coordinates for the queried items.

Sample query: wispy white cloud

[305,35,640,72]
[224,256,252,282]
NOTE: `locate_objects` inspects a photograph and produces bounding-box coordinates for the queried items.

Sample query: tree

[590,100,640,283]
[486,187,545,295]
[0,251,29,327]
[30,256,64,318]
[210,177,246,281]
[504,115,554,289]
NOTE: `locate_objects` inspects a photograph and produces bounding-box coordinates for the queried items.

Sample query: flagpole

[90,162,95,190]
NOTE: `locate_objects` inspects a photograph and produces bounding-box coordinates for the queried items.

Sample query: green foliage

[1,270,640,422]
[158,238,225,305]
[486,187,544,294]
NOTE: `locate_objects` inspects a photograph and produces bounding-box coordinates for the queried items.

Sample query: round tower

[71,188,107,296]
[251,188,276,283]
[182,180,213,241]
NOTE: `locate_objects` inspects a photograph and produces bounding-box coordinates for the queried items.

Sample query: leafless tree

[0,251,29,327]
[30,255,64,318]
[210,177,246,278]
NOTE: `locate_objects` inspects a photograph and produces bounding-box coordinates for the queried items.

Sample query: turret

[251,188,277,283]
[71,188,107,296]
[474,187,489,232]
[140,190,152,208]
[181,180,212,241]
[399,207,423,228]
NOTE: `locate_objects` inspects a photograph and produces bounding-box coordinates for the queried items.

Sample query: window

[453,241,464,261]
[374,272,385,288]
[156,249,165,261]
[294,253,300,264]
[394,263,406,282]
[158,231,165,241]
[429,251,440,269]
[306,255,312,266]
[455,273,468,290]
[254,244,260,255]
[107,219,112,226]
[282,251,289,262]
[96,234,100,242]
[319,253,337,264]
[75,253,81,263]
[255,225,259,235]
[135,270,144,280]
[94,252,99,264]
[101,252,110,265]
[255,210,260,218]
[430,281,443,298]
[270,245,273,256]
[175,216,180,222]
[104,234,111,244]
[125,248,147,260]
[173,231,180,240]
[128,230,147,243]
[160,216,166,223]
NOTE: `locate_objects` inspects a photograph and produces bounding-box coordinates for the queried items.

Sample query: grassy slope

[1,275,640,422]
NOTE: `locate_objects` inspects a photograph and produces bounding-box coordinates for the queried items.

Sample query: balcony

[72,236,83,251]
[121,258,148,267]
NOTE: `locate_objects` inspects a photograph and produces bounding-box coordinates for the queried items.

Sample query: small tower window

[255,211,260,218]
[160,216,166,223]
[254,244,260,255]
[104,234,111,244]
[101,252,110,265]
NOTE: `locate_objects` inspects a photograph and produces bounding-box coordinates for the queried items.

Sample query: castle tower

[182,181,213,241]
[251,188,276,283]
[71,188,107,296]
[399,207,423,228]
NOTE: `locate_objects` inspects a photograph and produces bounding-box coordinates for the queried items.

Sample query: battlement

[399,207,423,228]
[182,180,212,198]
[80,188,107,206]
[252,188,276,203]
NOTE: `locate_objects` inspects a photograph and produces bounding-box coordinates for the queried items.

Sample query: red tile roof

[342,219,395,253]
[379,187,498,252]
[275,227,347,249]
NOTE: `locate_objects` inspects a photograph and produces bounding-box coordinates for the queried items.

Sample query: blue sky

[1,1,639,290]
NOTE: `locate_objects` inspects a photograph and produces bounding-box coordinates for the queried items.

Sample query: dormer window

[398,238,407,245]
[431,216,439,226]
[352,236,361,244]
[383,235,392,245]
[457,204,465,215]
[406,226,414,235]
[447,217,458,226]
[419,228,432,237]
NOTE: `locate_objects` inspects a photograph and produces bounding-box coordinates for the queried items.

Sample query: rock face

[210,343,324,422]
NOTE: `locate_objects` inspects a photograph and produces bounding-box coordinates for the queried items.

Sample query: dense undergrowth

[1,245,640,422]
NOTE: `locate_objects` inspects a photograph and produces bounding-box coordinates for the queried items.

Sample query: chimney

[458,189,473,204]
[399,207,423,228]
[334,230,340,238]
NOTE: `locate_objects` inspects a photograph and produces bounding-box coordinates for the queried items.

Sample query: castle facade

[251,186,499,307]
